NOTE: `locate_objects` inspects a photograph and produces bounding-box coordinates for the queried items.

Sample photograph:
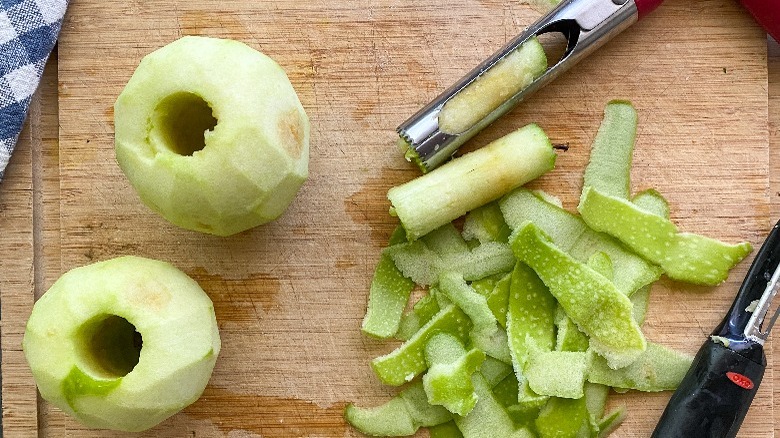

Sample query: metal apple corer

[396,0,665,172]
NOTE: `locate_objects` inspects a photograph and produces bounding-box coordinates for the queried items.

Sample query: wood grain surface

[0,0,777,436]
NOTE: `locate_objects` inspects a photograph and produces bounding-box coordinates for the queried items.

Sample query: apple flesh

[114,36,309,236]
[23,256,220,432]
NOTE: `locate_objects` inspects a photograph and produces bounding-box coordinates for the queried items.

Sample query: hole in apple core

[151,92,218,156]
[77,315,143,379]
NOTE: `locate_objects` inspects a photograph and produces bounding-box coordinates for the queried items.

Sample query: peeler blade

[707,219,780,354]
[744,236,780,344]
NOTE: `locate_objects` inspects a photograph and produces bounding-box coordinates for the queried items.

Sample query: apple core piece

[114,36,310,236]
[22,256,221,432]
[437,38,547,136]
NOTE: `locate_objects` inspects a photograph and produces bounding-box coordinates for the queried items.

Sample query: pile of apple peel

[347,101,753,437]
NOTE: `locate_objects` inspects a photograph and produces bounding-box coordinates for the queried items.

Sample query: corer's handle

[634,0,664,17]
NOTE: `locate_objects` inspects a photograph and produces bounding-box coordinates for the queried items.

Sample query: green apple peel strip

[500,188,663,295]
[555,306,590,352]
[550,251,623,356]
[524,350,589,399]
[361,226,416,339]
[471,273,511,328]
[582,100,639,200]
[432,286,453,308]
[429,421,464,438]
[555,251,620,351]
[584,239,653,328]
[386,239,515,287]
[454,373,536,438]
[479,356,514,387]
[424,223,471,255]
[422,333,486,416]
[580,100,670,218]
[632,189,670,218]
[597,407,628,438]
[345,381,453,436]
[492,374,548,426]
[535,396,592,438]
[585,382,611,427]
[468,274,502,297]
[553,252,617,354]
[586,342,693,392]
[368,224,474,340]
[578,186,753,286]
[506,262,557,385]
[438,272,513,363]
[533,383,610,437]
[389,123,556,241]
[510,222,647,369]
[630,285,651,326]
[534,383,617,438]
[439,272,499,337]
[462,202,512,245]
[396,292,440,341]
[371,304,473,386]
[470,326,512,364]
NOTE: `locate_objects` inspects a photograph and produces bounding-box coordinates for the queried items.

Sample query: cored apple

[23,256,220,432]
[114,36,309,236]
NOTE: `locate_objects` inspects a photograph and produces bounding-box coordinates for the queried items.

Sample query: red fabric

[634,0,664,18]
[740,0,780,41]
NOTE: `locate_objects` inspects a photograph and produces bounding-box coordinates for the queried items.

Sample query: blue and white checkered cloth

[0,0,67,182]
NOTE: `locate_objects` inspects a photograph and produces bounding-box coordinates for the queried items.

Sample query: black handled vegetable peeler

[652,220,780,437]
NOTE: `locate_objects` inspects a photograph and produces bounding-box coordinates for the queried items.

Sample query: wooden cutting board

[1,0,775,436]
